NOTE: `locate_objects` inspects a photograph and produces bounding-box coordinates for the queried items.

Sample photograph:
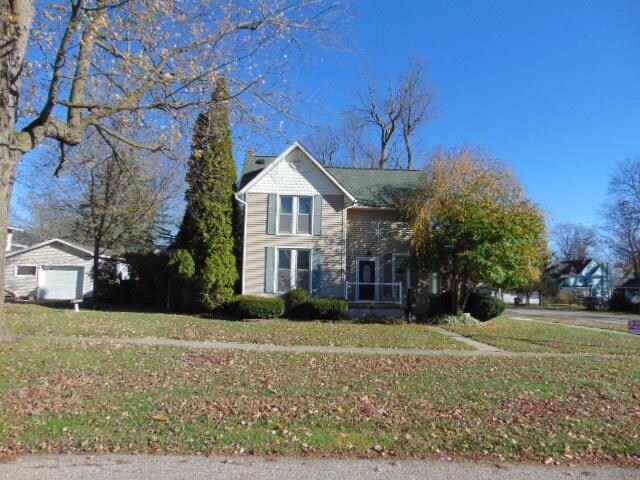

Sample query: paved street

[0,455,637,480]
[507,307,636,326]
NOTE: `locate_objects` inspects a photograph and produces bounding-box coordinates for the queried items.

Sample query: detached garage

[4,239,97,300]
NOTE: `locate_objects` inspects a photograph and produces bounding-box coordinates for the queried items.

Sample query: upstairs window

[278,195,312,235]
[297,197,312,234]
[279,196,294,233]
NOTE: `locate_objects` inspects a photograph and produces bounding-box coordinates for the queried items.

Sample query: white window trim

[276,194,314,236]
[274,247,313,293]
[15,264,37,276]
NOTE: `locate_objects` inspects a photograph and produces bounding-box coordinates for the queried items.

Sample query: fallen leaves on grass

[0,339,638,467]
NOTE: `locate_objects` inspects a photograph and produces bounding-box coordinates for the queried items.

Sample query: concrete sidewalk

[0,454,636,480]
[34,334,636,359]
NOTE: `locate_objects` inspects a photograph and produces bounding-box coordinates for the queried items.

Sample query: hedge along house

[236,142,437,317]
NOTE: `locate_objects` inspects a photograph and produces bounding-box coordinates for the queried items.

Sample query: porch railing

[346,282,403,304]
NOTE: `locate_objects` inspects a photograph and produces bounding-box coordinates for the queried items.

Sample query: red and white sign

[629,319,640,335]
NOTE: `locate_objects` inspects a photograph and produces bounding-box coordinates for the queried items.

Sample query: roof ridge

[327,166,423,172]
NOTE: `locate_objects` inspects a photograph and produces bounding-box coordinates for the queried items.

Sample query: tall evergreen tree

[175,78,238,308]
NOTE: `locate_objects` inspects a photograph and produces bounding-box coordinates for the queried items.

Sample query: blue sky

[282,0,640,228]
[12,0,640,232]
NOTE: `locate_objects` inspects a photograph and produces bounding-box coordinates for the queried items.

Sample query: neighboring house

[4,238,121,301]
[614,277,640,301]
[236,142,436,317]
[546,258,609,298]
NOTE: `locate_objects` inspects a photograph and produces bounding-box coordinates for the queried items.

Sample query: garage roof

[5,238,113,259]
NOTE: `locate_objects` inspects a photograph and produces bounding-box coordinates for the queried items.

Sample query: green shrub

[226,295,284,319]
[282,288,310,317]
[169,249,195,279]
[289,296,348,321]
[465,292,506,321]
[426,292,453,318]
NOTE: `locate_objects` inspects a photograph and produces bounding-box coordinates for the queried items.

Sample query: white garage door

[38,266,84,300]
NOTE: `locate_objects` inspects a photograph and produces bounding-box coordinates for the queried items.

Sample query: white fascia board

[238,141,356,204]
[6,238,103,259]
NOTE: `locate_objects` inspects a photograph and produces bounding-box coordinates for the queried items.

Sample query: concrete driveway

[0,455,637,480]
[506,307,636,326]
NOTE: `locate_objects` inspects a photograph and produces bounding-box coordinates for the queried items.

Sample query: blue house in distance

[546,258,609,298]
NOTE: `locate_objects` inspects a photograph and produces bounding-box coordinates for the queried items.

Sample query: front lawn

[0,338,638,465]
[5,304,470,351]
[527,317,630,332]
[447,317,640,355]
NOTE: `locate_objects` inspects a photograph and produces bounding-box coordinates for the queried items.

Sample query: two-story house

[546,258,608,298]
[236,142,436,317]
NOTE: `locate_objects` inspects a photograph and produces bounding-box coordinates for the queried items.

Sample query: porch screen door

[358,259,376,301]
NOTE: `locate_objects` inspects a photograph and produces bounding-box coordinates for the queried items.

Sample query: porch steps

[348,302,405,320]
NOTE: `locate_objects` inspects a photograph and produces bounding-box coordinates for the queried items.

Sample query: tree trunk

[92,242,100,307]
[450,279,463,315]
[403,130,414,170]
[379,139,389,169]
[0,154,20,338]
[0,0,35,338]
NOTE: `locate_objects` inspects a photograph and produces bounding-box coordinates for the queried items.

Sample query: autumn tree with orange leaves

[403,148,547,314]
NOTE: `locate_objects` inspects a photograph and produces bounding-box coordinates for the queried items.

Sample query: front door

[357,258,376,301]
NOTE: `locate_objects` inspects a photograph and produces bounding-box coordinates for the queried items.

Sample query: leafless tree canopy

[352,59,436,169]
[399,60,436,169]
[0,0,349,327]
[11,0,348,158]
[551,223,598,262]
[305,60,435,170]
[303,124,342,166]
[304,111,378,168]
[27,128,180,253]
[603,157,640,277]
[354,72,404,169]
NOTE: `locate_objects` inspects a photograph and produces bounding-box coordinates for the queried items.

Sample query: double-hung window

[278,196,312,234]
[277,248,311,292]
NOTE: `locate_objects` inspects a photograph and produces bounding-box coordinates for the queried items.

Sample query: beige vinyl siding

[244,193,345,297]
[346,208,433,311]
[5,243,94,298]
[345,209,412,284]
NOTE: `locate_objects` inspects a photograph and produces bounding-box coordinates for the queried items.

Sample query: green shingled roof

[239,154,277,187]
[326,167,422,208]
[240,154,423,208]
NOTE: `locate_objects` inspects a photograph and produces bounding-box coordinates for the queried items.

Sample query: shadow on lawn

[12,300,186,315]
